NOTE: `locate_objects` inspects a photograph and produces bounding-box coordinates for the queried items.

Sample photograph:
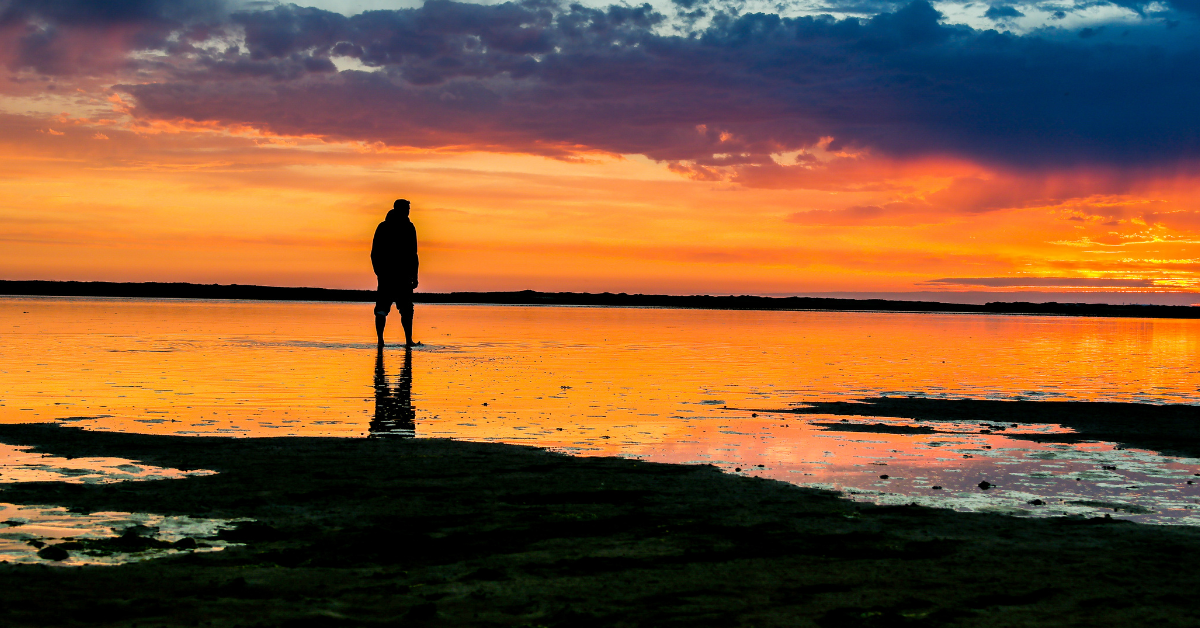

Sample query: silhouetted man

[372,199,419,346]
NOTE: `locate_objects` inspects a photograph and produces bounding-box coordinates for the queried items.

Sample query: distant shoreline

[2,279,1199,319]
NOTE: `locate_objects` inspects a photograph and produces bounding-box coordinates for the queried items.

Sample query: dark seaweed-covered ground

[0,422,1198,627]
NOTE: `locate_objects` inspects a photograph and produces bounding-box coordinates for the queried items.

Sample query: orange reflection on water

[4,297,1200,522]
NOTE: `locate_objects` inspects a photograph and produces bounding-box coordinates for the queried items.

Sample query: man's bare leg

[401,311,415,347]
[375,313,387,346]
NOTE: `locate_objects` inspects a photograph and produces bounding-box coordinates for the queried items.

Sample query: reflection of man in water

[372,198,419,347]
[371,347,416,438]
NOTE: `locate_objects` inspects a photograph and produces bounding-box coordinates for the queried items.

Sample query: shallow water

[3,296,1200,536]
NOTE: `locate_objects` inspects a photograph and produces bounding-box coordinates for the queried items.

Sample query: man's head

[387,198,410,221]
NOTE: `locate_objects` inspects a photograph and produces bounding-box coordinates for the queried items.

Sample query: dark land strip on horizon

[0,422,1199,626]
[3,280,1200,319]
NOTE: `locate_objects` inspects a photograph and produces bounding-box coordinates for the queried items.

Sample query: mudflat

[0,423,1197,627]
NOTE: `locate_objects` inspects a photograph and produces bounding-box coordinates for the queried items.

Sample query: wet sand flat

[1,423,1199,627]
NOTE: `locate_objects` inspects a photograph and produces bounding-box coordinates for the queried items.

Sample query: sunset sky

[2,0,1200,296]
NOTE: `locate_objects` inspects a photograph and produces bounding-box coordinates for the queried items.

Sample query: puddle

[704,412,1200,525]
[0,437,229,565]
[0,442,215,484]
[0,504,241,565]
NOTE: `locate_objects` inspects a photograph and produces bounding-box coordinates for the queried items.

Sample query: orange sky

[3,103,1199,296]
[2,1,1200,296]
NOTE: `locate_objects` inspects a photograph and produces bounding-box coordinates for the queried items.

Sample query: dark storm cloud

[7,0,1200,169]
[0,0,229,75]
[1168,0,1200,13]
[983,5,1025,19]
[0,0,226,25]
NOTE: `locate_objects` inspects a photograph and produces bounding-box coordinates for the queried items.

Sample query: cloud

[1171,0,1200,14]
[786,202,952,225]
[5,0,1200,173]
[0,0,226,26]
[924,276,1159,287]
[0,0,231,76]
[984,5,1025,19]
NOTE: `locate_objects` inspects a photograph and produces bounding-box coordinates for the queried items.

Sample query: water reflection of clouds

[0,504,238,565]
[0,443,214,485]
[0,442,230,565]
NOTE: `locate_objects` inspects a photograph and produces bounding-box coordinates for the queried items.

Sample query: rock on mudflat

[37,545,69,561]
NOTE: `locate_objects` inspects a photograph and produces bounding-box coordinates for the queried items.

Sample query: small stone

[1188,481,1195,485]
[1102,465,1117,470]
[37,545,69,561]
[751,413,757,418]
[556,427,563,431]
[978,481,991,490]
[880,474,889,480]
[173,537,198,550]
[26,540,45,549]
[1029,499,1045,506]
[481,402,488,406]
[734,468,742,472]
[931,486,942,490]
[840,419,849,423]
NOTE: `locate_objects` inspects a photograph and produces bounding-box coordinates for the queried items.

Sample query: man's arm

[409,223,419,288]
[370,223,385,276]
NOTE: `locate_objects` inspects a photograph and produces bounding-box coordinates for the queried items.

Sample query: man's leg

[400,301,415,346]
[375,278,392,346]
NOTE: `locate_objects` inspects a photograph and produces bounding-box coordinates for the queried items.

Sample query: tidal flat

[4,297,1200,624]
[1,422,1200,627]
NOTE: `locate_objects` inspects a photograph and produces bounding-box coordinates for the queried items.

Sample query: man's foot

[405,340,421,347]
